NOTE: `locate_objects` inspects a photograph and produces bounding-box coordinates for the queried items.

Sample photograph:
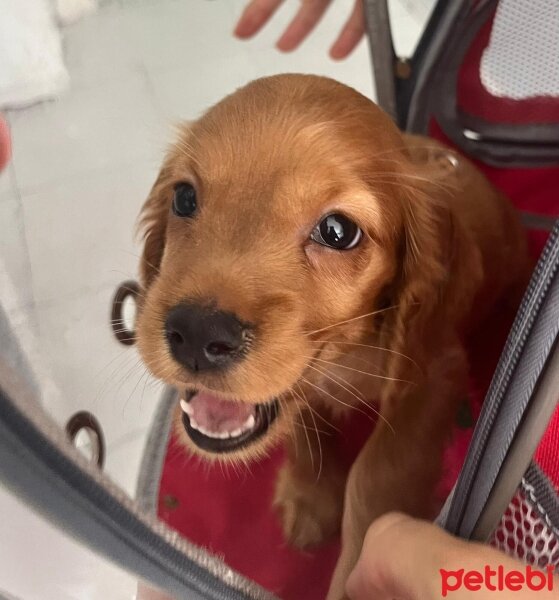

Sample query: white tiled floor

[10,72,162,193]
[0,484,139,600]
[0,1,429,598]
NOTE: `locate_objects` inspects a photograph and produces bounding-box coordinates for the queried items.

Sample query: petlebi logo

[440,564,556,596]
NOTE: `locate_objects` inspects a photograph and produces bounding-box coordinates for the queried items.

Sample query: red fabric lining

[158,411,376,600]
[159,441,339,599]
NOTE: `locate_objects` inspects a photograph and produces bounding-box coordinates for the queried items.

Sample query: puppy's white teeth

[189,418,200,431]
[243,414,256,431]
[229,428,243,438]
[202,430,228,439]
[179,399,192,415]
[198,426,210,437]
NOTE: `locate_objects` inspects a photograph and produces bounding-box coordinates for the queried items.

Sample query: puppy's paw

[274,464,344,549]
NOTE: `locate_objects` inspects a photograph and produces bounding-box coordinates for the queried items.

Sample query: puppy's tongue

[184,391,256,435]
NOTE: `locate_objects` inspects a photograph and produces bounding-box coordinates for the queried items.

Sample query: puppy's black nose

[165,303,248,372]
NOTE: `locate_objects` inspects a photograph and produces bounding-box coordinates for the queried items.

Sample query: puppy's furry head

[135,75,477,460]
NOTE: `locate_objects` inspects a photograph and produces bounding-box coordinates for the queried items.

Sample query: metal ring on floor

[65,411,105,469]
[111,280,140,346]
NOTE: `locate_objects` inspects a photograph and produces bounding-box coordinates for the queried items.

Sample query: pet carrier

[0,1,557,599]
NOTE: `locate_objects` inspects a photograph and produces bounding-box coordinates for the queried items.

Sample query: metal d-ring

[111,280,140,346]
[65,411,105,469]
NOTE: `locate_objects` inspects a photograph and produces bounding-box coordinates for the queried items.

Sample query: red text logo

[440,564,555,596]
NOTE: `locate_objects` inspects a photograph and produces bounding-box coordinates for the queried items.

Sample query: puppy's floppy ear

[137,158,174,288]
[381,156,483,391]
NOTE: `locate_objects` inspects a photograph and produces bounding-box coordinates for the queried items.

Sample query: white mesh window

[480,0,559,99]
[490,487,559,571]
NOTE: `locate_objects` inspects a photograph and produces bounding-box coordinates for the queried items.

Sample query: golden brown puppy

[135,74,529,599]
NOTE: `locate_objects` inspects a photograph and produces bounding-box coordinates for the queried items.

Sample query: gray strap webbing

[135,386,177,513]
[442,221,559,540]
[363,0,397,121]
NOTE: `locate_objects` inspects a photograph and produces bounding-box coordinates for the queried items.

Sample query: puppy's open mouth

[179,390,279,453]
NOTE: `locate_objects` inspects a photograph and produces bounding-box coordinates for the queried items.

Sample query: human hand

[346,512,559,599]
[234,0,365,60]
[0,115,10,172]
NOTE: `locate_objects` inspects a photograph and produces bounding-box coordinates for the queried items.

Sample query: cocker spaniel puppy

[135,75,529,598]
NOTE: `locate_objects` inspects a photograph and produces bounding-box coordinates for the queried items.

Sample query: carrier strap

[441,220,559,540]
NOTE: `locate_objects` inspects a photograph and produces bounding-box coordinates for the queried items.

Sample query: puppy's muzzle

[165,302,250,372]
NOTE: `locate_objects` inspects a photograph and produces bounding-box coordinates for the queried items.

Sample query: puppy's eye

[310,213,362,250]
[172,183,197,218]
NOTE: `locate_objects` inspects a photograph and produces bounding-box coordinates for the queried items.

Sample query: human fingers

[329,0,365,60]
[346,513,465,600]
[276,0,332,52]
[234,0,285,39]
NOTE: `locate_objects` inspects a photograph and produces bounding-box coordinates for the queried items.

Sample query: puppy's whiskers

[280,395,299,460]
[292,383,341,433]
[308,401,323,481]
[290,389,315,474]
[306,363,365,402]
[308,339,420,371]
[305,305,400,337]
[308,356,411,385]
[291,385,326,480]
[305,363,394,435]
[300,376,374,423]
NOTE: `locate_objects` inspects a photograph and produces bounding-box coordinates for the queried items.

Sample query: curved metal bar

[111,280,140,346]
